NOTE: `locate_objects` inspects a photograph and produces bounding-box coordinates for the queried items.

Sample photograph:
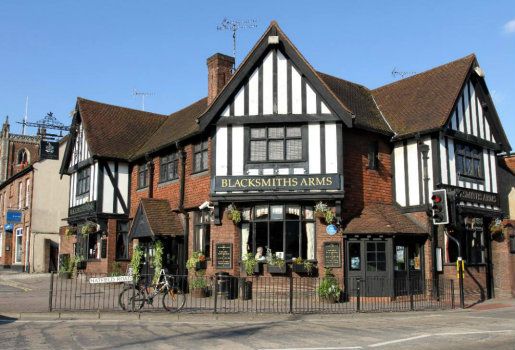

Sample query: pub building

[59,21,513,300]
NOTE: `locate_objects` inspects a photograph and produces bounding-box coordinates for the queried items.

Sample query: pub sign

[40,140,59,160]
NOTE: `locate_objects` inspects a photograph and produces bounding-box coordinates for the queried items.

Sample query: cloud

[504,19,515,34]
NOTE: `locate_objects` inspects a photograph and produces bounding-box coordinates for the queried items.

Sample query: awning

[129,198,182,239]
[343,203,427,236]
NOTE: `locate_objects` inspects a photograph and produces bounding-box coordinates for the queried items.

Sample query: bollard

[356,278,361,312]
[48,271,54,312]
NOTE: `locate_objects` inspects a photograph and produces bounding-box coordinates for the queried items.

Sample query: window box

[267,263,287,274]
[191,287,209,298]
[292,261,317,275]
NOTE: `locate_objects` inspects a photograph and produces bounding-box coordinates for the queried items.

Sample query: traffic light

[431,189,449,225]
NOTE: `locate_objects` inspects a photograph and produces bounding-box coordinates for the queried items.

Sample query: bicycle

[118,269,186,312]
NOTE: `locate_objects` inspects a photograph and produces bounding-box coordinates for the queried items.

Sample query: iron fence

[49,272,455,314]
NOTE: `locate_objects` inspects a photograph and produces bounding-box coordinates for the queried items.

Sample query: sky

[1,1,514,148]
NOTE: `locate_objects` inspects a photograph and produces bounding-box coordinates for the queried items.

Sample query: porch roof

[343,203,427,235]
[129,198,182,239]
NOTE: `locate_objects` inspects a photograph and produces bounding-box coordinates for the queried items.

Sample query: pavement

[1,270,515,349]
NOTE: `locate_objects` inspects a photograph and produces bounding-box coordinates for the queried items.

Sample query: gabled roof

[343,203,426,235]
[317,72,393,135]
[132,97,207,159]
[129,198,182,239]
[372,54,476,137]
[197,21,355,130]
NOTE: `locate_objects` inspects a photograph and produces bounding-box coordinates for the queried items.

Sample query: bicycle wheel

[119,286,145,311]
[162,287,186,312]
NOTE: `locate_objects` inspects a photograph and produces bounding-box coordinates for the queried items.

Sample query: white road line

[435,330,515,336]
[368,334,431,348]
[260,347,363,350]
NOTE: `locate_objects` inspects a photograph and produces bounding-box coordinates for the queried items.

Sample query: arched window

[17,149,29,165]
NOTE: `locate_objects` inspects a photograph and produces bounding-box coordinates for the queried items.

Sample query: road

[1,304,515,349]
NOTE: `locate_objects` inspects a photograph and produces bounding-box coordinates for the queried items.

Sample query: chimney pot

[207,53,235,106]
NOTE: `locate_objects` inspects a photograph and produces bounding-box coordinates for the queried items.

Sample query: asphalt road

[1,305,515,349]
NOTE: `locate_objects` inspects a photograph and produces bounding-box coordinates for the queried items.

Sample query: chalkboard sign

[324,242,341,268]
[215,243,232,269]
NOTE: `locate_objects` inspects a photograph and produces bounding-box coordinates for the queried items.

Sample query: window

[25,179,30,209]
[138,163,149,188]
[76,167,91,196]
[455,143,483,179]
[241,204,315,261]
[15,228,23,263]
[17,149,28,165]
[368,142,379,170]
[446,226,485,265]
[18,182,23,209]
[88,232,100,260]
[193,140,209,173]
[194,210,211,257]
[366,242,386,272]
[250,126,303,162]
[116,221,129,260]
[349,243,361,271]
[160,152,179,182]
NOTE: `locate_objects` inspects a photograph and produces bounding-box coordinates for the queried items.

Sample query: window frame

[193,210,211,258]
[193,139,209,173]
[76,167,91,197]
[159,152,179,182]
[115,221,129,260]
[241,203,316,261]
[248,125,305,163]
[455,142,483,181]
[15,228,23,263]
[137,163,149,189]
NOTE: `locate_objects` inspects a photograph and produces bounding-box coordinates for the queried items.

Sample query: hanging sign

[6,210,22,224]
[40,141,59,160]
[4,223,14,231]
[326,224,338,236]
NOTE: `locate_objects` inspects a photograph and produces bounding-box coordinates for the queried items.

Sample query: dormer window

[249,126,303,162]
[455,143,483,180]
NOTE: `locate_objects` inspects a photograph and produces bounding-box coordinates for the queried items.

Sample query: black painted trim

[211,191,345,202]
[417,142,423,205]
[103,161,128,214]
[216,114,339,126]
[391,144,397,205]
[301,76,307,115]
[431,136,441,187]
[113,161,118,213]
[97,161,104,213]
[229,97,234,117]
[67,157,95,174]
[445,136,451,186]
[444,129,501,151]
[336,123,344,175]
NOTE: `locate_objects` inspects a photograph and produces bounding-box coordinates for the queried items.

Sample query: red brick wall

[342,130,392,220]
[8,140,39,179]
[492,221,515,297]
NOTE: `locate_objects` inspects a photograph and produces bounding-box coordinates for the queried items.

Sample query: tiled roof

[141,198,182,236]
[343,203,426,235]
[500,155,515,176]
[77,98,167,160]
[318,72,393,135]
[372,54,476,137]
[133,97,207,159]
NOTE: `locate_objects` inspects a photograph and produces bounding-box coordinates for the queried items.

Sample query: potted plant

[242,253,258,276]
[65,226,77,237]
[81,222,97,236]
[190,273,209,298]
[75,255,87,271]
[317,269,341,303]
[59,255,72,279]
[292,257,316,275]
[266,250,286,274]
[490,220,504,239]
[314,201,336,224]
[226,204,242,224]
[187,251,207,271]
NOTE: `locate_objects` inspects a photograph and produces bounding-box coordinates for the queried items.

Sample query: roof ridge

[77,97,169,117]
[372,53,476,92]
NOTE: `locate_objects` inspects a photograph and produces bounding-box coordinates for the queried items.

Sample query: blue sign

[4,223,13,231]
[326,224,338,236]
[6,210,22,224]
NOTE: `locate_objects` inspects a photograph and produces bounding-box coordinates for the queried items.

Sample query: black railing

[49,272,455,314]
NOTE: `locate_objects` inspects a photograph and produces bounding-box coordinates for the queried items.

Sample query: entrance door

[48,241,59,272]
[393,241,424,296]
[346,238,393,297]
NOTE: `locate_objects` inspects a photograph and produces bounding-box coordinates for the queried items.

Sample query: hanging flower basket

[226,204,241,224]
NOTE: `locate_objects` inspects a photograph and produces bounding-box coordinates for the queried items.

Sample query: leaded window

[138,163,149,189]
[76,167,90,196]
[160,152,179,182]
[456,143,483,179]
[116,221,129,260]
[249,126,303,162]
[193,140,209,173]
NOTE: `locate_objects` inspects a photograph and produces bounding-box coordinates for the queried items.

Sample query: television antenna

[391,67,417,79]
[217,18,257,68]
[132,89,155,111]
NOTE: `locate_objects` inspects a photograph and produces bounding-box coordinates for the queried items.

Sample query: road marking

[368,334,431,347]
[0,280,31,292]
[435,330,515,336]
[260,347,363,350]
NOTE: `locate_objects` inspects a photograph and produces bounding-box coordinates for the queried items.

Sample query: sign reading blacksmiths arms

[214,174,341,192]
[40,140,59,160]
[441,185,499,206]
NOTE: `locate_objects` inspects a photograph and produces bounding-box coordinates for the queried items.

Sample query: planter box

[191,287,208,298]
[59,272,71,279]
[321,295,338,303]
[267,264,286,274]
[292,263,317,275]
[195,261,207,271]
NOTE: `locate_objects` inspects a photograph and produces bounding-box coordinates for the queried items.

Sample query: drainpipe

[420,144,436,286]
[177,142,189,275]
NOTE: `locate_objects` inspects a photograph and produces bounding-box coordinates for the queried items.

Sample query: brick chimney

[207,53,234,105]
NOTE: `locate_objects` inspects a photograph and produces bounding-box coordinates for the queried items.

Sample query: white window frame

[25,179,31,209]
[15,228,23,264]
[18,182,23,209]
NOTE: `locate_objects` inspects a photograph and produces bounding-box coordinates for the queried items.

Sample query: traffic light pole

[445,230,465,308]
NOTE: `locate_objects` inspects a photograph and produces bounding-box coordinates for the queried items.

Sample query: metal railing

[49,272,455,314]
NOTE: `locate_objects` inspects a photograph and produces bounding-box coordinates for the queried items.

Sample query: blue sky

[1,1,514,148]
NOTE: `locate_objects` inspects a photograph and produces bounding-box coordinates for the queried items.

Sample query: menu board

[215,243,232,269]
[324,242,341,268]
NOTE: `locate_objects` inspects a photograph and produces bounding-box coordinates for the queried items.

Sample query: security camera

[199,201,213,210]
